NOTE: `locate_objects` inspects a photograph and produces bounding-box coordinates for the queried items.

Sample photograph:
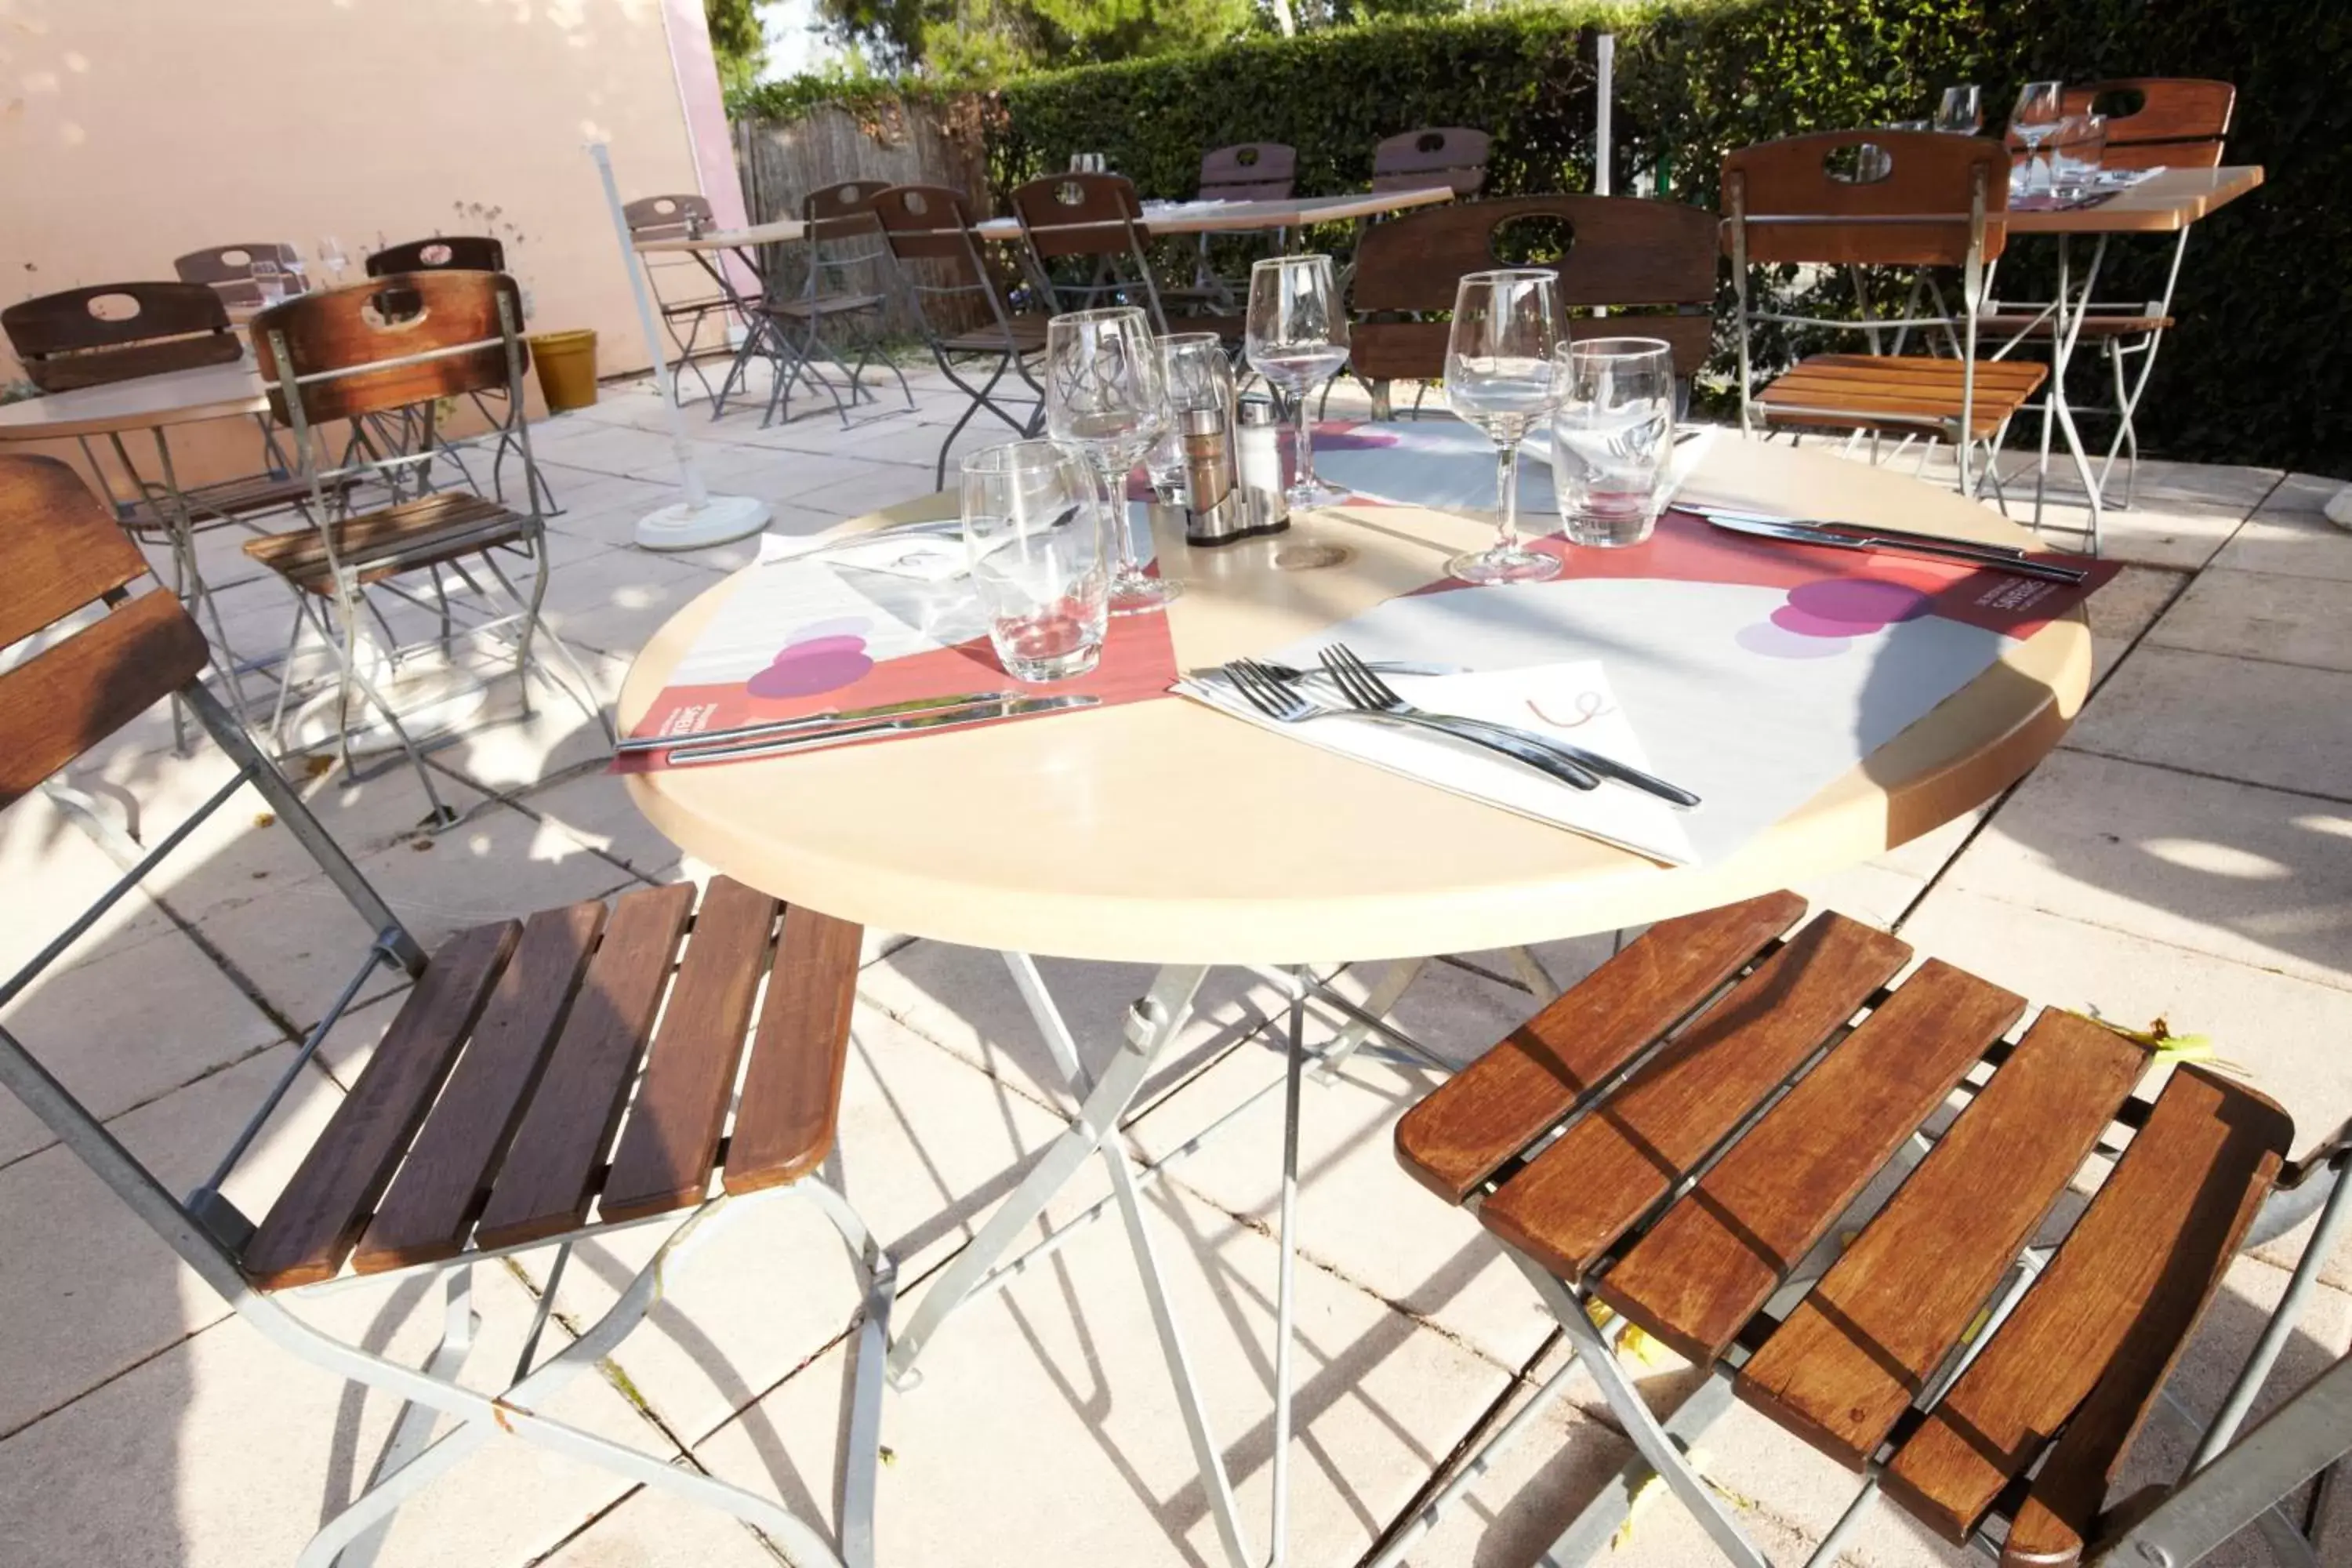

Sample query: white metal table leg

[885,964,1210,1386]
[2043,232,2112,554]
[1316,956,1426,1080]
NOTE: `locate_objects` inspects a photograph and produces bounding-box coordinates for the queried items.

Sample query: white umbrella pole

[588,140,768,550]
[1595,34,1615,198]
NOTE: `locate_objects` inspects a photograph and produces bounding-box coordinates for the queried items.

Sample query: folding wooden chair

[1,280,331,724]
[752,180,914,429]
[245,270,610,824]
[1193,143,1299,296]
[1983,79,2237,513]
[365,234,508,277]
[622,192,742,407]
[1381,891,2351,1568]
[0,450,894,1568]
[1371,126,1491,197]
[1725,130,2045,507]
[1346,194,1717,419]
[869,183,1051,488]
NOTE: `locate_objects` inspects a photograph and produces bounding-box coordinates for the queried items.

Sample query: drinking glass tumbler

[960,440,1112,683]
[1549,338,1677,549]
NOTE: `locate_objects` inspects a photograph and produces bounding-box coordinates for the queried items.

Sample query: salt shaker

[1234,394,1290,537]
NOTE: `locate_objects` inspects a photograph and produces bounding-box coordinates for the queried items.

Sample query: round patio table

[620,433,2087,967]
[618,430,2089,1568]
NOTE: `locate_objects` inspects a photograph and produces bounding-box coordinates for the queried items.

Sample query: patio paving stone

[2063,644,2352,799]
[2147,564,2352,673]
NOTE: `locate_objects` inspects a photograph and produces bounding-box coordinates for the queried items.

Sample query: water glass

[1145,332,1232,502]
[250,257,287,307]
[1550,338,1676,549]
[960,441,1112,683]
[2049,114,2108,199]
[1044,305,1174,614]
[318,236,349,285]
[2010,80,2066,194]
[1935,84,1984,135]
[1244,254,1350,510]
[1443,268,1564,585]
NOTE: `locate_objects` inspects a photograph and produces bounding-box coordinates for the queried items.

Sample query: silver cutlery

[1693,509,2088,585]
[1319,644,1702,809]
[666,694,1097,766]
[1221,659,1600,791]
[1184,657,1465,685]
[1684,503,2029,558]
[621,690,1011,755]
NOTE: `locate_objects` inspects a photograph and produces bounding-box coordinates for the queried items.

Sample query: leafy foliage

[704,0,768,93]
[813,0,1260,75]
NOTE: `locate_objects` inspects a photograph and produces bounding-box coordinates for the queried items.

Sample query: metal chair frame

[252,277,612,826]
[0,670,893,1568]
[869,185,1051,488]
[1007,172,1174,330]
[759,183,915,430]
[623,193,743,408]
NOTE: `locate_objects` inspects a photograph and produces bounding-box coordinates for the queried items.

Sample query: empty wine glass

[1551,339,1676,550]
[1044,305,1176,615]
[318,236,350,285]
[2011,81,2066,194]
[2049,113,2109,200]
[249,256,287,308]
[1936,84,1984,135]
[1443,268,1564,585]
[1244,254,1350,511]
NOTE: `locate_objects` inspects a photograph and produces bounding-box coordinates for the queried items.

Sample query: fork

[1319,644,1702,809]
[1222,659,1599,791]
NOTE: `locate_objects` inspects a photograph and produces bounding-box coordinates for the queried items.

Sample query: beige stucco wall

[0,0,720,483]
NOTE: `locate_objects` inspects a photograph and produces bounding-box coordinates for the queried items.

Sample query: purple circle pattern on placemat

[746,620,876,699]
[1737,575,1937,659]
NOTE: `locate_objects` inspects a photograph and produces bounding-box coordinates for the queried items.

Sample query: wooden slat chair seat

[1393,891,2349,1568]
[0,452,893,1568]
[241,489,530,595]
[244,877,861,1288]
[1758,354,2047,441]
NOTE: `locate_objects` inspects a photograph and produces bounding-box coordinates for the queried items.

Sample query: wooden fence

[732,102,994,337]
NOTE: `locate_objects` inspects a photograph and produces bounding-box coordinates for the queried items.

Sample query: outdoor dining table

[1997,163,2264,548]
[617,430,2090,1568]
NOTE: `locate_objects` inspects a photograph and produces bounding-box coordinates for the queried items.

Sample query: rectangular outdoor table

[971,184,1456,242]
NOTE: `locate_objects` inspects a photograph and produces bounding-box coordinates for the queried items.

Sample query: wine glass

[1443,268,1564,585]
[2011,81,2066,194]
[1044,305,1176,615]
[1935,85,1984,135]
[318,236,350,285]
[1244,254,1350,511]
[1145,332,1233,503]
[249,256,287,307]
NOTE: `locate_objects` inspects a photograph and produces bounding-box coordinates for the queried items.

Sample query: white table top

[2007,164,2263,234]
[633,216,809,254]
[620,434,2089,966]
[0,361,269,441]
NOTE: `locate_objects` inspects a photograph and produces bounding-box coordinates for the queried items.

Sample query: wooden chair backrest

[1372,126,1491,196]
[1350,195,1720,382]
[869,183,988,275]
[802,180,891,245]
[251,270,525,427]
[0,456,212,811]
[1200,143,1297,201]
[1,281,241,392]
[1009,172,1151,260]
[2063,78,2234,170]
[365,235,506,278]
[623,192,714,240]
[1722,130,2012,267]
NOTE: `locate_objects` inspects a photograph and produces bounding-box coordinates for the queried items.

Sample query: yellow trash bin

[528,329,599,412]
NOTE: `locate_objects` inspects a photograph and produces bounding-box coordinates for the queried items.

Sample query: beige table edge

[0,363,270,441]
[620,443,2088,966]
[2006,164,2263,235]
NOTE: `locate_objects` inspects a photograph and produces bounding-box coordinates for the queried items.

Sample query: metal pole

[1595,34,1615,198]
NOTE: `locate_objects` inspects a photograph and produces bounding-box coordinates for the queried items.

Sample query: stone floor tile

[539,1489,783,1567]
[558,1008,1099,1445]
[509,767,687,881]
[793,462,950,521]
[1791,858,1930,932]
[667,445,910,503]
[2063,645,2352,800]
[2214,502,2352,584]
[0,927,289,1166]
[525,419,726,478]
[1871,806,1984,882]
[1945,749,2352,990]
[0,1258,667,1568]
[535,545,727,660]
[420,649,629,795]
[1896,886,2352,1156]
[687,1178,1515,1568]
[188,801,640,1031]
[0,784,180,980]
[2086,561,2188,647]
[2148,566,2352,673]
[0,1044,339,1436]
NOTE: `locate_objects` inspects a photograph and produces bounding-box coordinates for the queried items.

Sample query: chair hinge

[187,1185,256,1254]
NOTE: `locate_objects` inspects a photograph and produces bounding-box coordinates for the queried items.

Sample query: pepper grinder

[1179,405,1249,546]
[1235,394,1290,537]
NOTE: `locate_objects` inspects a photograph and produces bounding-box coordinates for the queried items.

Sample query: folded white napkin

[757,528,967,582]
[1175,660,1698,864]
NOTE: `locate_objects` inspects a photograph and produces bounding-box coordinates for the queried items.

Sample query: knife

[620,690,1012,754]
[666,694,1099,765]
[1685,503,2031,558]
[1699,511,2089,584]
